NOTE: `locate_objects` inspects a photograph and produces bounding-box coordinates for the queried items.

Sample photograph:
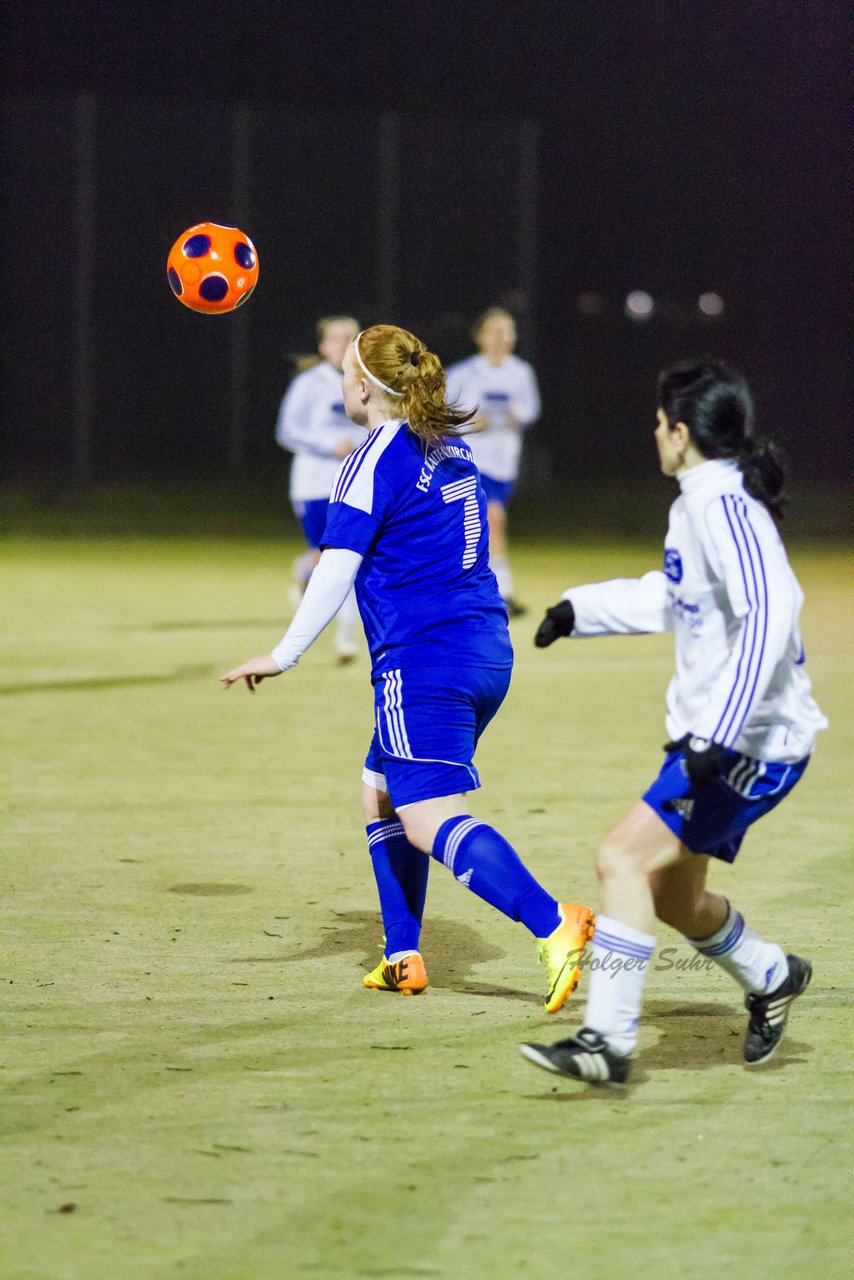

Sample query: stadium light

[625,291,654,320]
[698,291,725,317]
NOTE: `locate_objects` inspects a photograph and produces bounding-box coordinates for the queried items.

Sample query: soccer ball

[166,222,259,313]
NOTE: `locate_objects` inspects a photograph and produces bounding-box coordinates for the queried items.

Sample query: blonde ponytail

[356,325,474,442]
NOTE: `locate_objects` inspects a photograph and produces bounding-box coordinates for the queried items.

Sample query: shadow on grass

[643,998,809,1073]
[644,996,740,1069]
[230,909,533,996]
[119,618,287,631]
[521,997,810,1099]
[0,664,213,696]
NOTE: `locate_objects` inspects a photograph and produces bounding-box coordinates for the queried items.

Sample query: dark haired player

[522,360,826,1083]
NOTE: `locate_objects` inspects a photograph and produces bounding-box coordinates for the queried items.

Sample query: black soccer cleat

[504,597,528,619]
[520,1027,632,1084]
[743,954,812,1065]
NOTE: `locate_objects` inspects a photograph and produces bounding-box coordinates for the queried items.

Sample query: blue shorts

[643,747,810,863]
[479,474,516,508]
[293,498,329,549]
[363,664,512,809]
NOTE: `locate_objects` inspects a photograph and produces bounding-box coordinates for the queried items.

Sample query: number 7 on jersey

[441,475,481,569]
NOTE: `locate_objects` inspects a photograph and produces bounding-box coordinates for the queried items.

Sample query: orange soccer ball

[166,222,259,313]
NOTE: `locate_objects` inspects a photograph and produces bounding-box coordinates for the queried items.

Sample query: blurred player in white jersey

[275,316,367,662]
[446,307,541,617]
[223,323,593,1012]
[520,359,827,1084]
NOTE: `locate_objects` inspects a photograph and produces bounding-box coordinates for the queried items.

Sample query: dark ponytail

[737,436,787,519]
[657,358,787,518]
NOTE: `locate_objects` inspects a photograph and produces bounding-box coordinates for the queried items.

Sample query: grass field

[3,535,852,1280]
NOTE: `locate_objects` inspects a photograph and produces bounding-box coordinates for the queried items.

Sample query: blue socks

[366,819,429,957]
[432,816,560,938]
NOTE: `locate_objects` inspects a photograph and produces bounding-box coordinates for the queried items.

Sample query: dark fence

[2,93,850,531]
[3,95,539,489]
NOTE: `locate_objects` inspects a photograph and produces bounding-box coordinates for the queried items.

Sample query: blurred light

[577,291,605,316]
[625,290,654,320]
[698,291,725,317]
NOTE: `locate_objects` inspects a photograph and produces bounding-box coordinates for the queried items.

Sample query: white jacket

[445,353,540,482]
[275,361,367,502]
[566,459,827,763]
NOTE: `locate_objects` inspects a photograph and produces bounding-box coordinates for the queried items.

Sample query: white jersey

[566,459,827,763]
[445,353,540,482]
[275,361,368,502]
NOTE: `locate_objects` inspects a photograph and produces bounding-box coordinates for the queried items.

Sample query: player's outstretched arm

[220,547,364,694]
[539,572,673,639]
[220,655,283,693]
[534,600,576,647]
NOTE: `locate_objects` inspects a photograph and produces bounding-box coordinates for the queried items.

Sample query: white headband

[353,331,404,398]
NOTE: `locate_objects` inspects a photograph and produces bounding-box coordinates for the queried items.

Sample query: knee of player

[595,835,634,884]
[397,810,433,854]
[361,782,396,823]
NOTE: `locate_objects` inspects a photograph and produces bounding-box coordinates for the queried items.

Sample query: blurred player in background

[223,324,593,1011]
[275,316,367,662]
[521,359,827,1084]
[445,307,541,617]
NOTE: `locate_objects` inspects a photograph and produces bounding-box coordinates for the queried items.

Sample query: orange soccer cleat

[363,952,429,995]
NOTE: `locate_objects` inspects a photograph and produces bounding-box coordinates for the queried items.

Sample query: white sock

[491,555,513,599]
[583,915,656,1055]
[687,902,787,995]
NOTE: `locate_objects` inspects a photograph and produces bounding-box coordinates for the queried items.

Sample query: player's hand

[335,438,358,458]
[663,735,728,787]
[534,600,576,647]
[220,654,282,693]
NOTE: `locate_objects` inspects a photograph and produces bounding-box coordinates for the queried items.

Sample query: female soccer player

[445,308,541,617]
[222,325,593,1010]
[521,359,827,1082]
[275,315,367,661]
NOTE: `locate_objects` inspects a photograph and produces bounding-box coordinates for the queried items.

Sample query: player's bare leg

[522,804,809,1080]
[595,801,684,933]
[486,501,524,617]
[290,547,321,608]
[522,803,681,1082]
[650,851,727,937]
[334,586,360,664]
[487,500,507,562]
[651,846,809,1065]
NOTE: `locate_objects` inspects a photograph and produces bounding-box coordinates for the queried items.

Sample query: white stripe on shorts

[381,670,413,758]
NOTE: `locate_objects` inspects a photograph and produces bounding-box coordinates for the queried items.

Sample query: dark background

[3,0,850,531]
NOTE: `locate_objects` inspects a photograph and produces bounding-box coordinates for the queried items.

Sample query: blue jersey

[322,420,513,677]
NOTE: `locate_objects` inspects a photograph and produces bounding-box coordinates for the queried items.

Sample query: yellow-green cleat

[537,903,595,1013]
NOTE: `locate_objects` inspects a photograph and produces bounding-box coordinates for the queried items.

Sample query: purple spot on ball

[199,274,229,302]
[183,233,211,258]
[167,267,183,296]
[234,242,255,269]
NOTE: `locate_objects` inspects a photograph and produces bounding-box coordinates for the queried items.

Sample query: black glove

[663,735,728,788]
[534,600,576,648]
